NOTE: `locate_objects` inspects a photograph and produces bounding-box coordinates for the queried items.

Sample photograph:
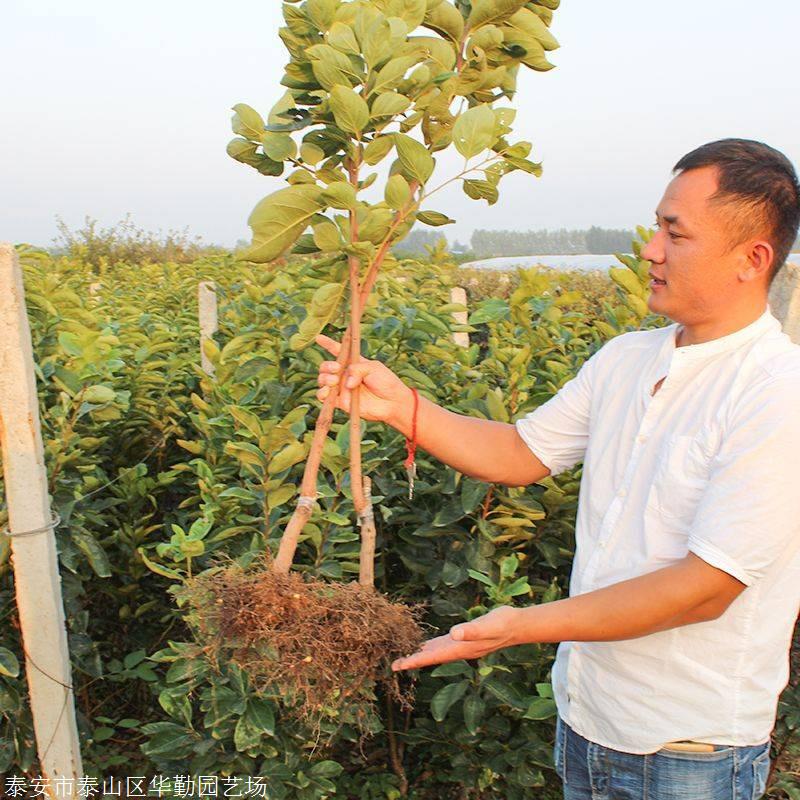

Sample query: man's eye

[668,232,682,240]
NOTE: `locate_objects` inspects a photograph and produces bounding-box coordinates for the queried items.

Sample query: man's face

[641,166,750,325]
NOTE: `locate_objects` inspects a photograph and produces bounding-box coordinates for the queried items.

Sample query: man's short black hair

[673,139,800,284]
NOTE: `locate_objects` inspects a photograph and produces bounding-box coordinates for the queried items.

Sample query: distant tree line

[392,228,447,256]
[392,227,800,261]
[470,226,636,257]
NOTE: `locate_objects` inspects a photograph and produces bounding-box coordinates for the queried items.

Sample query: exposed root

[177,554,426,741]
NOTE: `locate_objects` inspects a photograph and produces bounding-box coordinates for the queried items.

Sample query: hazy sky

[3,1,799,248]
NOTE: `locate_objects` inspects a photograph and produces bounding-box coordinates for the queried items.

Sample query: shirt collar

[666,304,781,361]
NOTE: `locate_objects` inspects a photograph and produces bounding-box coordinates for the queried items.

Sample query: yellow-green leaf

[453,104,496,158]
[268,485,296,510]
[394,133,435,184]
[329,85,370,135]
[300,142,326,164]
[268,441,306,475]
[243,184,324,263]
[385,174,412,210]
[261,132,297,161]
[423,1,464,42]
[371,92,412,119]
[313,221,342,251]
[327,21,360,54]
[466,0,528,30]
[363,135,395,164]
[231,103,265,139]
[320,181,358,209]
[416,210,454,226]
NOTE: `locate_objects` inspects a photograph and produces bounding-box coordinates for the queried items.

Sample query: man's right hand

[315,334,412,427]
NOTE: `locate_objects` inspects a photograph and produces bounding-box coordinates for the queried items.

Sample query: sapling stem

[272,183,422,577]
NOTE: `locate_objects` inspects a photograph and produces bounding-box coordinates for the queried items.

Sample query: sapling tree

[190,0,560,728]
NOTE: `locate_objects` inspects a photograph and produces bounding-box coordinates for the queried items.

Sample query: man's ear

[739,239,774,284]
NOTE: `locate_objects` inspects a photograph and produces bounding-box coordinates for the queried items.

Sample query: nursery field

[1,240,798,798]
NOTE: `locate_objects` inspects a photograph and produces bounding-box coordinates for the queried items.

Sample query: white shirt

[514,304,800,754]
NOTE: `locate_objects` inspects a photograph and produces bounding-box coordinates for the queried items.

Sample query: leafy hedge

[1,239,797,798]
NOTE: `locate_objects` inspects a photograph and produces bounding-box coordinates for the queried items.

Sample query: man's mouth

[649,273,667,288]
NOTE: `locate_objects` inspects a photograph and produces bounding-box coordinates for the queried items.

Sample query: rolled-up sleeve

[513,346,604,477]
[687,376,800,586]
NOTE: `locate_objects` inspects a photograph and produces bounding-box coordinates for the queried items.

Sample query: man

[315,139,800,800]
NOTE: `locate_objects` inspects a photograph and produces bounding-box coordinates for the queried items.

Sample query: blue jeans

[554,716,772,800]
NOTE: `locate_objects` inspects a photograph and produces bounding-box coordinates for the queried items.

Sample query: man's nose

[641,230,665,263]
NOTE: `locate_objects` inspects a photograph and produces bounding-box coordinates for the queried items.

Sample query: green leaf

[138,548,182,580]
[309,760,343,778]
[522,697,558,720]
[430,660,473,678]
[504,576,531,596]
[394,134,435,184]
[0,648,19,679]
[83,385,116,405]
[244,184,324,263]
[482,676,529,710]
[141,725,195,759]
[159,689,193,726]
[416,210,454,226]
[363,135,395,165]
[268,441,306,475]
[246,698,276,736]
[92,726,115,742]
[463,178,499,205]
[453,105,496,159]
[358,207,393,243]
[329,86,370,135]
[385,174,412,210]
[467,0,528,30]
[234,711,263,752]
[313,221,342,251]
[463,692,485,734]
[320,181,358,210]
[469,298,510,324]
[261,132,296,161]
[500,554,518,578]
[290,281,346,350]
[430,680,469,722]
[231,103,265,139]
[73,530,112,578]
[467,568,494,587]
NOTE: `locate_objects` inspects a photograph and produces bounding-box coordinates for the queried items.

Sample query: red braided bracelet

[403,387,419,474]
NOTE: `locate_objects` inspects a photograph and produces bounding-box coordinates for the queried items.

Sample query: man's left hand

[391,605,522,671]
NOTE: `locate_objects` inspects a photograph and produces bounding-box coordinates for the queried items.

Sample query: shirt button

[637,434,648,443]
[619,488,627,497]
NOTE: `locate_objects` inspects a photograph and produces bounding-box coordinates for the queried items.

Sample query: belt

[661,741,718,753]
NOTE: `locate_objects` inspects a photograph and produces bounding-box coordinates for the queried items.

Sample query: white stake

[198,281,218,377]
[0,244,83,792]
[450,286,470,348]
